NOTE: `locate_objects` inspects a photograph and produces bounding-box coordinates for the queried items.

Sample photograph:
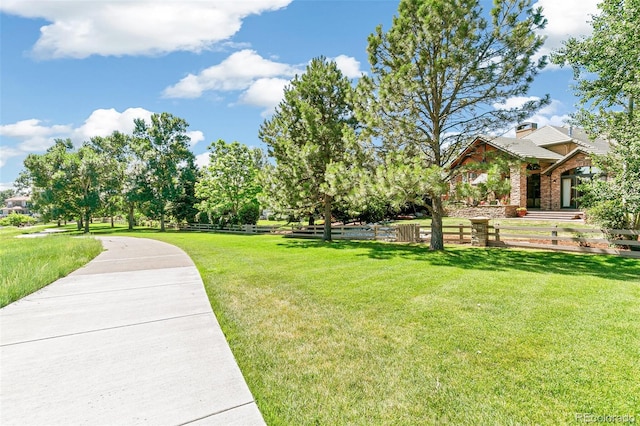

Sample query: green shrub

[586,199,629,229]
[586,199,637,249]
[0,214,37,227]
[238,202,260,225]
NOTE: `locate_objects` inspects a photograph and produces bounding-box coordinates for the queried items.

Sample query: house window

[462,172,478,183]
[560,167,598,209]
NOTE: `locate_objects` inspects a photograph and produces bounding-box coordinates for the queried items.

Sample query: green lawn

[142,231,640,425]
[3,223,638,424]
[0,226,103,307]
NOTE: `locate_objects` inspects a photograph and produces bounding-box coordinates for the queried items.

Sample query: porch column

[540,174,552,210]
[509,163,527,207]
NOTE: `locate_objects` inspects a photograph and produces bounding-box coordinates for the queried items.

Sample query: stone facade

[509,163,527,207]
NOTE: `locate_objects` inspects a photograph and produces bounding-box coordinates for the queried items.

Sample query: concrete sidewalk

[0,236,265,425]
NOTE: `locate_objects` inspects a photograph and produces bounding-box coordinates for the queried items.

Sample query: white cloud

[0,119,73,152]
[187,131,205,147]
[0,108,206,163]
[493,96,541,110]
[164,50,365,116]
[195,152,210,169]
[73,107,153,141]
[238,77,290,116]
[534,0,599,69]
[0,0,292,59]
[0,146,25,168]
[493,97,570,137]
[0,182,17,191]
[163,49,300,98]
[332,55,365,79]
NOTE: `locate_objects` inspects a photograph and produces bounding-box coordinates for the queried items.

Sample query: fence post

[494,224,500,243]
[469,217,490,247]
[374,225,378,241]
[459,223,464,243]
[552,225,558,245]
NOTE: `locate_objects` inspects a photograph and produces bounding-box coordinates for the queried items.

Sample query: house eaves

[541,148,591,175]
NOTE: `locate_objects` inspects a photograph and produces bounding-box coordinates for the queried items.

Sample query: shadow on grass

[278,239,640,282]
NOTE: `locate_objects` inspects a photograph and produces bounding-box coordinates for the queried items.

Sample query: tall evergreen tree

[259,57,361,241]
[358,0,548,249]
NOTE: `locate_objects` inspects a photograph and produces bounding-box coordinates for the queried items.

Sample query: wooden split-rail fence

[178,223,281,234]
[287,223,473,244]
[177,221,639,258]
[489,224,640,258]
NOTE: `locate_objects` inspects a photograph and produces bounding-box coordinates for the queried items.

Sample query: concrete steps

[520,209,585,222]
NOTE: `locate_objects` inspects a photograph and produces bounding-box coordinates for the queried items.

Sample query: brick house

[0,196,32,217]
[449,123,610,211]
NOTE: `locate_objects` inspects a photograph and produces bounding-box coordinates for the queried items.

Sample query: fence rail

[177,220,638,258]
[489,224,640,258]
[288,224,473,243]
[287,225,397,241]
[178,223,281,234]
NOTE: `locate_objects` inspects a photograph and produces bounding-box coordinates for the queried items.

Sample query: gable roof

[480,135,563,161]
[448,134,562,168]
[526,125,610,155]
[449,124,610,170]
[5,196,30,202]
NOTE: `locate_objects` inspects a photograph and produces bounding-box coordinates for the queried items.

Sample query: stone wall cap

[469,216,491,222]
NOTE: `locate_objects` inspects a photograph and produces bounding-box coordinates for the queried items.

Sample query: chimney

[515,122,538,139]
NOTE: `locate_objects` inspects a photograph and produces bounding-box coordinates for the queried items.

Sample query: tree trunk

[84,211,90,234]
[77,217,83,231]
[430,197,445,250]
[128,203,134,230]
[323,194,332,242]
[160,211,166,232]
[308,215,315,226]
[111,215,114,228]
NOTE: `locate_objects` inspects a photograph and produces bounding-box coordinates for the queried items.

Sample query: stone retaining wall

[445,205,518,219]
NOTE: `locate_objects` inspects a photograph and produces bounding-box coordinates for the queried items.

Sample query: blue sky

[0,0,599,191]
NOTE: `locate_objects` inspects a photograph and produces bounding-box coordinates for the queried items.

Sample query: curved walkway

[0,236,264,425]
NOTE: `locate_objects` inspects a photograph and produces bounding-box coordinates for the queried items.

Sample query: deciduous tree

[132,112,195,231]
[88,131,131,227]
[195,140,262,225]
[552,0,640,230]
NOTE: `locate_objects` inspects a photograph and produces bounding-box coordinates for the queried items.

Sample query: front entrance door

[527,173,541,208]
